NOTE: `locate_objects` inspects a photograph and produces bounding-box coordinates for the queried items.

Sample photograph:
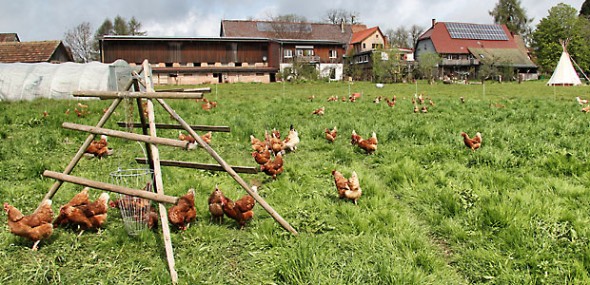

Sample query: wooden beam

[117,122,230,132]
[42,171,178,204]
[156,98,299,236]
[143,60,178,284]
[73,90,203,100]
[157,87,211,93]
[135,158,258,174]
[62,122,191,149]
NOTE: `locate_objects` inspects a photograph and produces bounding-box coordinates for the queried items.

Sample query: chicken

[84,135,111,159]
[250,134,267,153]
[178,131,196,144]
[308,95,316,101]
[201,101,213,111]
[373,96,382,104]
[460,96,465,104]
[271,128,281,140]
[582,105,590,113]
[429,99,436,106]
[208,185,225,224]
[327,96,338,102]
[221,186,258,229]
[54,192,110,230]
[461,132,482,151]
[260,152,284,179]
[344,171,363,204]
[77,102,89,109]
[168,188,196,230]
[332,170,350,198]
[110,194,156,229]
[4,199,54,251]
[252,148,271,165]
[312,107,325,115]
[357,132,378,154]
[269,132,284,155]
[421,106,428,113]
[576,96,588,105]
[282,125,300,153]
[325,126,337,143]
[351,130,362,146]
[53,188,89,227]
[200,131,212,145]
[385,98,396,107]
[413,104,419,113]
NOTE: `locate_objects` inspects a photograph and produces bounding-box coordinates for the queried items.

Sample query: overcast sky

[0,0,585,41]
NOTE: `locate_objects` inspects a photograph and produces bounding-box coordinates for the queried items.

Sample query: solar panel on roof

[446,23,509,41]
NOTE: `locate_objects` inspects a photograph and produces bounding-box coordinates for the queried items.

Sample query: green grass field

[1,80,589,284]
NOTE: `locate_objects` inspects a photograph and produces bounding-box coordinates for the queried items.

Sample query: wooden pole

[156,98,299,236]
[117,122,231,133]
[73,90,203,100]
[143,60,178,284]
[156,87,211,93]
[135,158,258,174]
[62,122,191,149]
[136,96,155,172]
[42,171,178,204]
[37,98,123,210]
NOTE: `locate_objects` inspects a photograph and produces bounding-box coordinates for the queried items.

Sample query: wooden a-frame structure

[39,60,298,284]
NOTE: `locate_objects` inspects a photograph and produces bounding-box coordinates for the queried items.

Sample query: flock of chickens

[10,90,499,252]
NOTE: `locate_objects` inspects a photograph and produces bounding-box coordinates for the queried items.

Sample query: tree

[408,25,425,48]
[63,22,97,62]
[128,17,146,36]
[581,0,590,18]
[386,27,410,48]
[416,52,441,84]
[324,9,360,24]
[489,0,533,36]
[532,3,590,73]
[113,15,130,35]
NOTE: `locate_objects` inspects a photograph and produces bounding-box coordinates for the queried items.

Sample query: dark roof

[0,41,71,63]
[418,22,518,54]
[0,33,19,42]
[101,35,271,42]
[468,47,537,68]
[220,20,355,43]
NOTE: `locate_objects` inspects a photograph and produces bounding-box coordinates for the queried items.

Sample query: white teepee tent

[547,40,582,86]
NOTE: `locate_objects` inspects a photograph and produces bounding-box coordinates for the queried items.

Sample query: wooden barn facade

[100,36,280,85]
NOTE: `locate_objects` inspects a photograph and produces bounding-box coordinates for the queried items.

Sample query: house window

[304,49,314,56]
[329,50,337,59]
[284,49,293,58]
[296,49,304,57]
[363,43,366,49]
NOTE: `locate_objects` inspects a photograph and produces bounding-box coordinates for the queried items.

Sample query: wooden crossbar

[156,87,211,93]
[117,122,230,132]
[43,171,178,204]
[73,90,203,100]
[62,122,191,149]
[135,158,258,174]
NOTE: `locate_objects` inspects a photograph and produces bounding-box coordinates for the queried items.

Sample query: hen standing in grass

[55,192,110,231]
[4,199,54,251]
[168,188,196,230]
[325,126,337,143]
[208,186,225,224]
[461,132,482,151]
[221,186,257,229]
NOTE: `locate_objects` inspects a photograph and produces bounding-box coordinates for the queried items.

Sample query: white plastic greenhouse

[0,60,133,101]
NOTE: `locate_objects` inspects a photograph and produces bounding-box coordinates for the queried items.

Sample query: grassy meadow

[0,80,589,284]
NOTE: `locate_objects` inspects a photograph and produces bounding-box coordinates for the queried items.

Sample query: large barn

[415,20,537,80]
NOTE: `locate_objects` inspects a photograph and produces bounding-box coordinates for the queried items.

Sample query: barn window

[329,50,337,59]
[284,49,293,58]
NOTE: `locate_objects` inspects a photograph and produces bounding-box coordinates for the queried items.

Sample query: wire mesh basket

[109,168,154,236]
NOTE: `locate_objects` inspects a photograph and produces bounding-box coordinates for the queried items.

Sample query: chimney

[432,19,436,28]
[340,18,345,33]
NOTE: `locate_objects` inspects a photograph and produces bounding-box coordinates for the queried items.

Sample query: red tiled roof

[0,41,65,63]
[0,33,19,42]
[418,22,518,54]
[350,26,380,44]
[221,20,354,43]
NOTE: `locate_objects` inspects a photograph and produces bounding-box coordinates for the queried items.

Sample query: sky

[0,0,585,42]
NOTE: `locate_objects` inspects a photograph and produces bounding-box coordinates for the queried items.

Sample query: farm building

[415,19,537,80]
[221,20,358,81]
[0,39,73,63]
[100,36,280,84]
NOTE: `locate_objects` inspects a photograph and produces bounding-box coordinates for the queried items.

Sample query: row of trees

[64,15,145,63]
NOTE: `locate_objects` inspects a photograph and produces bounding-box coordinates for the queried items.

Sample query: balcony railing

[295,55,321,63]
[441,59,479,66]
